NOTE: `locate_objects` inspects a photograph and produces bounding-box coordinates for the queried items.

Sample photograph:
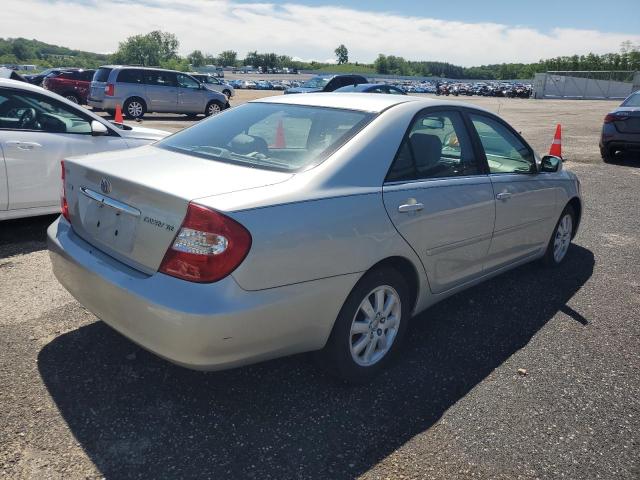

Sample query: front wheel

[321,267,411,383]
[222,89,231,98]
[205,100,223,117]
[64,94,79,104]
[543,205,575,266]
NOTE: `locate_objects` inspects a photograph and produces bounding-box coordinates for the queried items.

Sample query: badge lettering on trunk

[100,178,112,194]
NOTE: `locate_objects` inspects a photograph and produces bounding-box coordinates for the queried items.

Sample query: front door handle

[496,192,512,200]
[398,202,424,213]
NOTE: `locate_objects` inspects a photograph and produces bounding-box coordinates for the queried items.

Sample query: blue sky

[236,0,640,34]
[3,1,640,65]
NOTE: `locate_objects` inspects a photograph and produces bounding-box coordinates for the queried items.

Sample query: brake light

[159,203,252,283]
[105,83,115,96]
[604,112,629,123]
[60,160,70,222]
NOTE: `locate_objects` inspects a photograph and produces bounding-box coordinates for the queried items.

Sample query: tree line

[1,33,638,80]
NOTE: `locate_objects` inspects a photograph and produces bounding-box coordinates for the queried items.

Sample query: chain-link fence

[533,71,640,100]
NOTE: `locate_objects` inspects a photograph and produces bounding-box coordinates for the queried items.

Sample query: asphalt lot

[1,93,639,479]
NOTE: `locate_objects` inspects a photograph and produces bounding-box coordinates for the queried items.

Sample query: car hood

[285,87,322,94]
[114,123,171,142]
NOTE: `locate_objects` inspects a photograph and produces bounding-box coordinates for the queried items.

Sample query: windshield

[302,77,330,89]
[157,103,375,172]
[622,92,640,107]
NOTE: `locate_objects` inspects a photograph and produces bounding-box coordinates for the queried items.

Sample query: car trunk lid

[89,67,112,102]
[612,107,640,134]
[64,145,292,274]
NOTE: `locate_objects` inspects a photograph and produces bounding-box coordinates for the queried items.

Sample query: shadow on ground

[38,246,594,479]
[0,214,57,259]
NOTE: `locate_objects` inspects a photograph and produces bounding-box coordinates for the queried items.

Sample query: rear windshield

[157,103,375,172]
[93,68,113,83]
[302,77,330,89]
[622,92,640,107]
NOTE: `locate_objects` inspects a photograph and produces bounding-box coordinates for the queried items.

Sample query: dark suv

[42,69,96,104]
[284,74,368,94]
[600,90,640,163]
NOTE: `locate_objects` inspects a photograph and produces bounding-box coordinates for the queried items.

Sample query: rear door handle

[496,192,512,200]
[398,202,424,213]
[5,141,42,150]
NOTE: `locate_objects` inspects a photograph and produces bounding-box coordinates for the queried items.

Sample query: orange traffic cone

[114,104,124,124]
[272,119,286,149]
[549,124,562,158]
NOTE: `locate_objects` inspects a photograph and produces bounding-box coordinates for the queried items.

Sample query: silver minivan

[87,66,230,119]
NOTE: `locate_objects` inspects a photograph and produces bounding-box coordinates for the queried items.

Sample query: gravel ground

[1,95,639,479]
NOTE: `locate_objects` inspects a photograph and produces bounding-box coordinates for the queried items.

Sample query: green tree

[187,49,205,67]
[112,30,179,66]
[334,44,348,65]
[217,50,238,67]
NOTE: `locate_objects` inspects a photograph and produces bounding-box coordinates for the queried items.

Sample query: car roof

[251,92,493,114]
[98,65,185,74]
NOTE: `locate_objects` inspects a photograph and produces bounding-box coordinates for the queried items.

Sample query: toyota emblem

[100,178,112,194]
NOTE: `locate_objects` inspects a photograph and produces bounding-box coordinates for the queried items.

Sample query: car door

[144,70,178,113]
[383,109,495,294]
[0,87,126,211]
[0,141,7,211]
[176,73,205,113]
[466,112,558,270]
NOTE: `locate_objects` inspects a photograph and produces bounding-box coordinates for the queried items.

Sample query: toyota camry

[48,93,582,382]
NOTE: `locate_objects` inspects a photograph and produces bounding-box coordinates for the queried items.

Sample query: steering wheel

[18,108,37,129]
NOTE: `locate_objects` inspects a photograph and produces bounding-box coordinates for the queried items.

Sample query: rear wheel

[543,205,575,266]
[124,98,146,119]
[601,146,614,163]
[322,267,411,383]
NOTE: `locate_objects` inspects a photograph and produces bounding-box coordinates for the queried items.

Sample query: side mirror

[540,155,562,173]
[91,120,108,136]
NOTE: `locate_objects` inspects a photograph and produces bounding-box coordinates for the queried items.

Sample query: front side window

[157,103,374,172]
[177,74,200,89]
[0,88,91,134]
[387,110,480,182]
[469,114,535,174]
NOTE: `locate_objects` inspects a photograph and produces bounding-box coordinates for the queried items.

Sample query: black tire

[63,93,79,104]
[123,97,146,120]
[601,146,614,163]
[222,89,231,98]
[543,205,576,267]
[205,100,224,117]
[321,267,411,383]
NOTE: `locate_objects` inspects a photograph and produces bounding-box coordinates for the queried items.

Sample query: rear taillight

[159,203,252,283]
[604,113,629,123]
[105,83,115,96]
[60,160,70,222]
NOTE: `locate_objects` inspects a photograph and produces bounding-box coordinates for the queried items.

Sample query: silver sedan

[48,93,582,382]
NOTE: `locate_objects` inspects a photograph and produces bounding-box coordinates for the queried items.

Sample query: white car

[0,79,169,221]
[189,73,235,98]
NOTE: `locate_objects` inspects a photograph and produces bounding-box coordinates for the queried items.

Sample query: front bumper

[47,218,357,370]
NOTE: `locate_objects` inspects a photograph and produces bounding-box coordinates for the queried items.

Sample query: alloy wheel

[349,285,401,367]
[208,103,221,115]
[128,101,143,118]
[553,214,573,263]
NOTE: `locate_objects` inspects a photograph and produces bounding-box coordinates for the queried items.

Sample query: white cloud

[2,0,639,65]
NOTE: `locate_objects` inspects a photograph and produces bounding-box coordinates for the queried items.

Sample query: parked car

[0,79,169,221]
[24,68,80,86]
[600,90,640,162]
[189,73,235,98]
[284,74,368,94]
[42,69,95,104]
[49,93,581,382]
[234,79,257,89]
[334,83,406,95]
[87,66,229,119]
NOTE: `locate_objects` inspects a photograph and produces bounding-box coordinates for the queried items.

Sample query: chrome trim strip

[80,187,141,218]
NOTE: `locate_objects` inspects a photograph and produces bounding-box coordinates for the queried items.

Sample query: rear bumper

[88,98,118,110]
[47,218,356,370]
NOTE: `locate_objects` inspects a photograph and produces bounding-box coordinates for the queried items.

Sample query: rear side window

[117,69,144,84]
[145,70,177,87]
[93,68,112,82]
[387,110,480,182]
